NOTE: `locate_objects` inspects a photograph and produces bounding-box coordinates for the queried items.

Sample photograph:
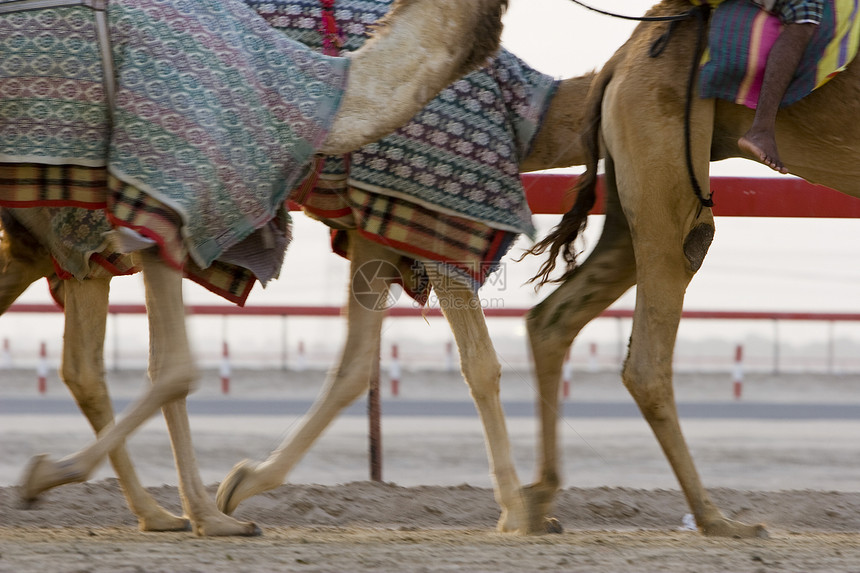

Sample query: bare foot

[738,132,788,174]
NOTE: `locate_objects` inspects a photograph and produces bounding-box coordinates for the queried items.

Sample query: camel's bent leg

[0,220,187,530]
[61,277,189,532]
[605,88,765,537]
[21,249,257,536]
[0,228,53,313]
[424,265,527,533]
[217,231,390,515]
[523,156,636,532]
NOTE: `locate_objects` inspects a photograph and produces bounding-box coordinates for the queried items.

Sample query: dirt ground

[1,369,860,571]
[2,482,860,572]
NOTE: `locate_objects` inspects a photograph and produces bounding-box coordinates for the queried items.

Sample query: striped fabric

[2,163,259,304]
[301,185,516,297]
[699,0,860,108]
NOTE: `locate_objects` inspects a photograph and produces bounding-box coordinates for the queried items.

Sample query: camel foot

[137,508,191,533]
[19,454,88,505]
[700,517,769,539]
[494,486,531,534]
[544,517,564,534]
[216,459,263,516]
[192,513,261,537]
[520,482,561,535]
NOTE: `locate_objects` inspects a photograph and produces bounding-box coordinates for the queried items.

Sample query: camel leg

[60,277,189,532]
[424,265,527,533]
[0,221,187,530]
[604,87,766,536]
[523,156,637,533]
[0,234,52,313]
[217,231,390,515]
[20,249,258,536]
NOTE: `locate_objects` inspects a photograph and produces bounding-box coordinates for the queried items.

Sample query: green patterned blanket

[0,0,348,290]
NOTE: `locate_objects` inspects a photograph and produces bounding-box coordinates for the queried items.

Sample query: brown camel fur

[1,66,595,535]
[524,0,860,537]
[4,0,510,537]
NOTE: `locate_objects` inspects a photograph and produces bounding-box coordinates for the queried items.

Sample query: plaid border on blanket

[2,163,257,305]
[0,164,108,209]
[299,183,516,300]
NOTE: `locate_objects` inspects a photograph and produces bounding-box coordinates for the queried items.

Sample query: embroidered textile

[251,0,558,237]
[255,0,557,297]
[0,0,348,301]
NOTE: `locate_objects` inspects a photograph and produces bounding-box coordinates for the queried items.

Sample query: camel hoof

[216,460,255,516]
[520,482,560,535]
[139,512,192,533]
[544,517,563,534]
[702,518,769,539]
[19,454,86,505]
[194,518,262,537]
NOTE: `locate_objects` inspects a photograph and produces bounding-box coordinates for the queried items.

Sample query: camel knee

[148,368,199,403]
[324,365,373,410]
[683,223,714,273]
[61,358,105,393]
[526,299,570,345]
[621,368,676,424]
[461,356,501,403]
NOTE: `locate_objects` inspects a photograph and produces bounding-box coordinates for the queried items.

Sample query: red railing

[6,174,860,371]
[520,173,860,217]
[7,303,860,323]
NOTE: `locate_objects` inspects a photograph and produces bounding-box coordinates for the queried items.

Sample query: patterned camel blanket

[0,0,347,302]
[253,0,558,295]
[699,0,860,108]
[1,0,557,304]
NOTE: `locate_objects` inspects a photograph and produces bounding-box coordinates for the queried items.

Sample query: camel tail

[525,58,614,288]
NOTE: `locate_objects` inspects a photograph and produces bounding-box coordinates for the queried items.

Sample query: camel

[1,59,594,534]
[0,0,509,536]
[522,0,860,537]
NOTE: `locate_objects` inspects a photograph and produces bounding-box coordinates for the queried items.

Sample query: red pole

[389,344,400,397]
[733,344,744,400]
[220,341,230,395]
[37,342,47,395]
[588,342,598,372]
[296,340,306,371]
[1,338,10,369]
[445,341,455,372]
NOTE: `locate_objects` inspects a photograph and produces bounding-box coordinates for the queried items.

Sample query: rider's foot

[738,131,788,174]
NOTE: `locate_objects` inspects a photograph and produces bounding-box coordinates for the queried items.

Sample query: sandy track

[3,370,860,570]
[2,482,860,572]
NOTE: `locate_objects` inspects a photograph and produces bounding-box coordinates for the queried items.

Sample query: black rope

[566,0,696,22]
[682,5,715,210]
[646,4,714,210]
[572,0,716,210]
